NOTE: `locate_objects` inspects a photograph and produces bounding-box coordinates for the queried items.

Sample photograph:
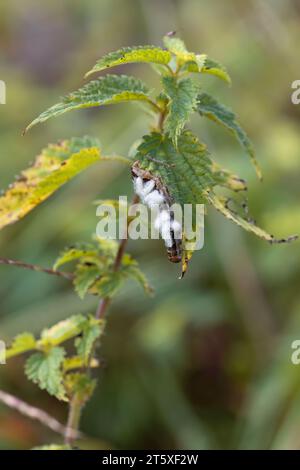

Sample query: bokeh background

[0,0,300,450]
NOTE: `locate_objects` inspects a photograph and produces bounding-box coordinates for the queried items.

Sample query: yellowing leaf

[85,46,171,77]
[39,315,87,348]
[6,333,36,359]
[0,137,128,231]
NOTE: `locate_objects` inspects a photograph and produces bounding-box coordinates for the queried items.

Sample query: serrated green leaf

[39,314,87,347]
[25,347,67,401]
[133,130,294,274]
[197,92,261,178]
[0,137,116,231]
[135,130,215,206]
[6,333,36,359]
[91,271,124,298]
[121,255,153,295]
[85,46,171,77]
[25,75,152,133]
[162,76,199,145]
[73,264,101,299]
[163,36,195,63]
[75,317,104,364]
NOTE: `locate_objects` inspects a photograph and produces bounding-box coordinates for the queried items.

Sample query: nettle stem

[64,394,82,446]
[64,195,139,446]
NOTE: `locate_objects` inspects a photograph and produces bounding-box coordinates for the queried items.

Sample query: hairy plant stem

[64,395,82,446]
[64,194,139,446]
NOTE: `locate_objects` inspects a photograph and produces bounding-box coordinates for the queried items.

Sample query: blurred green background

[0,0,300,450]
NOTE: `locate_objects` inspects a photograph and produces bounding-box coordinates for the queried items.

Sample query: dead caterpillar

[131,161,182,263]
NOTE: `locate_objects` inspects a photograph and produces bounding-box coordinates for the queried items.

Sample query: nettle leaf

[163,35,195,64]
[54,238,151,299]
[208,194,280,243]
[53,243,99,270]
[191,55,231,84]
[91,254,153,298]
[0,137,126,231]
[163,35,231,84]
[73,264,101,299]
[25,347,67,401]
[85,46,171,77]
[134,130,295,274]
[75,317,104,364]
[39,314,87,348]
[162,76,200,145]
[211,161,247,192]
[197,92,261,178]
[6,333,36,359]
[135,130,215,206]
[25,75,152,132]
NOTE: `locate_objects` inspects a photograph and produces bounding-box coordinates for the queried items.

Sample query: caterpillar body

[131,161,182,263]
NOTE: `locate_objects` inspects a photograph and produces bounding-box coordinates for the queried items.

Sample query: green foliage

[163,35,231,84]
[75,316,104,365]
[85,46,172,76]
[162,76,200,144]
[25,347,67,400]
[1,33,297,450]
[6,333,36,359]
[135,130,215,206]
[39,314,88,347]
[197,92,261,178]
[55,238,152,299]
[24,75,153,132]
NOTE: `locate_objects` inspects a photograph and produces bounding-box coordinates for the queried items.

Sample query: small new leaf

[85,46,171,77]
[162,76,199,145]
[163,35,231,84]
[197,92,261,178]
[25,75,152,132]
[25,347,67,401]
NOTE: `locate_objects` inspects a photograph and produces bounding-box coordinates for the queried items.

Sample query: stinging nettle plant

[0,34,297,449]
